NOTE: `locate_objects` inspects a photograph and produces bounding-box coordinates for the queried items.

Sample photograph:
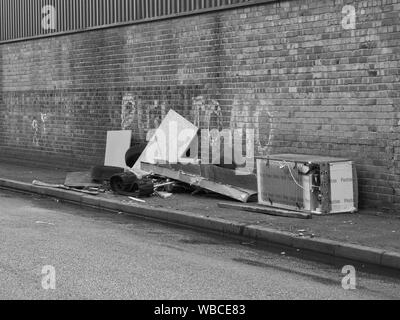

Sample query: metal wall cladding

[0,0,253,43]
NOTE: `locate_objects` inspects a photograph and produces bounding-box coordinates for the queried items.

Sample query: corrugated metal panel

[0,0,256,43]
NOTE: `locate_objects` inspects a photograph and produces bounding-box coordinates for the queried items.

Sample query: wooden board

[32,180,99,196]
[134,110,198,171]
[156,163,258,192]
[104,130,132,169]
[218,202,312,219]
[141,162,257,203]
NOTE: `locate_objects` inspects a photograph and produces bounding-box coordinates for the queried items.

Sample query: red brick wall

[1,0,400,211]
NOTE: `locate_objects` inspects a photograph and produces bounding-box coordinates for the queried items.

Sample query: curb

[1,178,400,271]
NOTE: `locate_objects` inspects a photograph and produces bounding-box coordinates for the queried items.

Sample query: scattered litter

[32,180,99,196]
[64,172,101,189]
[129,196,146,203]
[218,202,312,219]
[35,221,55,226]
[109,172,155,198]
[155,191,173,199]
[241,241,256,246]
[135,180,155,197]
[88,187,106,193]
[110,172,139,195]
[154,182,175,189]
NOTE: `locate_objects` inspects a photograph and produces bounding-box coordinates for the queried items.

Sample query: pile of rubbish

[31,109,358,220]
[33,109,259,205]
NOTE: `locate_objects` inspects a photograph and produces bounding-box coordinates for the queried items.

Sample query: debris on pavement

[42,109,360,226]
[32,180,99,196]
[141,162,257,203]
[133,110,199,172]
[91,166,124,183]
[256,154,359,215]
[218,202,312,220]
[104,130,132,169]
[125,144,147,168]
[155,191,173,199]
[35,221,55,226]
[64,172,102,189]
[110,172,139,195]
[128,196,146,204]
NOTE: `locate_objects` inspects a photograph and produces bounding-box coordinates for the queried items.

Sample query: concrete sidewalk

[0,160,399,271]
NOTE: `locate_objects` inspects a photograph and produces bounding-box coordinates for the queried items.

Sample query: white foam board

[104,130,132,169]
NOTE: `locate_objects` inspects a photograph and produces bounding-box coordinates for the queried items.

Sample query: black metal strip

[0,0,278,44]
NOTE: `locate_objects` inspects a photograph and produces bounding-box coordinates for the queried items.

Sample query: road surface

[0,189,399,300]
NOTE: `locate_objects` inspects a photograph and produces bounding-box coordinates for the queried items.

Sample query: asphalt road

[0,189,399,300]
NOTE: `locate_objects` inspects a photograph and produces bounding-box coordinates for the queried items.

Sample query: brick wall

[1,0,400,211]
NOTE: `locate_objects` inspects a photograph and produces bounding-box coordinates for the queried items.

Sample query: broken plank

[218,202,312,219]
[141,162,257,203]
[157,163,201,176]
[32,180,99,196]
[156,163,258,192]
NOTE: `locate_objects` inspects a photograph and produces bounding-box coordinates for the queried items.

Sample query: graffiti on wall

[192,96,223,131]
[120,93,275,163]
[230,98,274,155]
[31,112,49,147]
[121,94,168,141]
[31,118,39,147]
[121,93,227,138]
[121,94,136,130]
